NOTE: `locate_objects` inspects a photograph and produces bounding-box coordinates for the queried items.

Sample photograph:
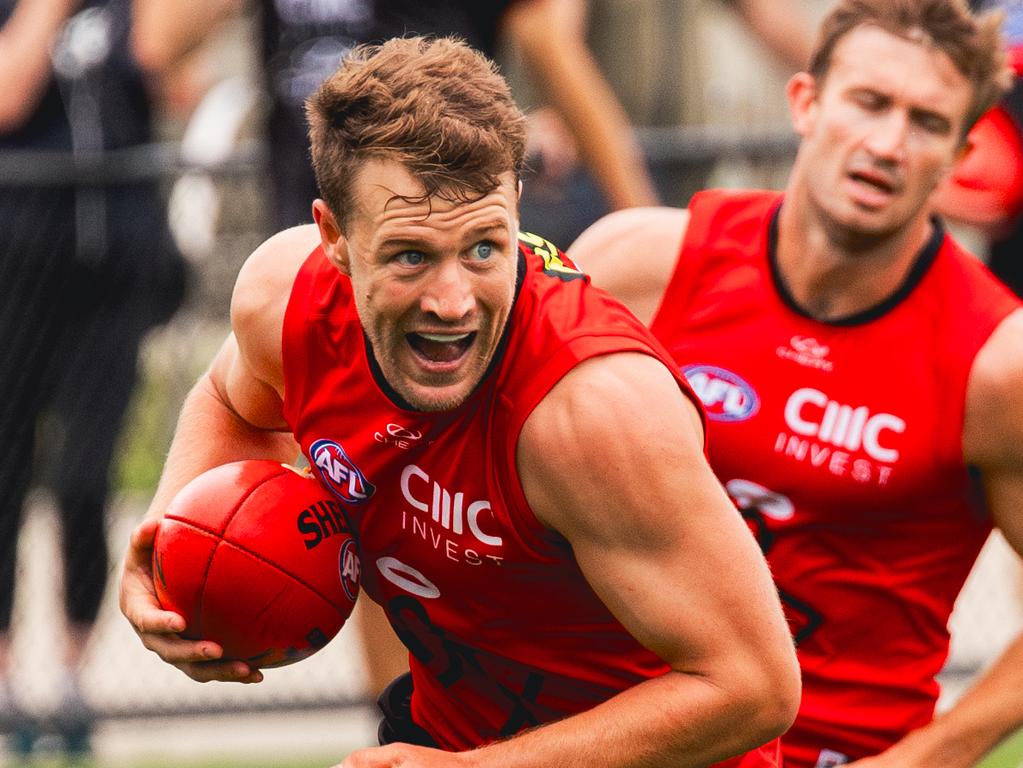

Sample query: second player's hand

[118,518,264,684]
[334,743,470,767]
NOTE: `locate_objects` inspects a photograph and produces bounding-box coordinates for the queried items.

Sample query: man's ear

[312,199,350,275]
[787,72,818,138]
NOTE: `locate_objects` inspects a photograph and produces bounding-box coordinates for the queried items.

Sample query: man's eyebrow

[377,236,427,251]
[465,219,511,236]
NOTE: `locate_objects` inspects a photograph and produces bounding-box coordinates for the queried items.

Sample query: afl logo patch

[310,439,376,504]
[339,539,361,602]
[683,365,760,422]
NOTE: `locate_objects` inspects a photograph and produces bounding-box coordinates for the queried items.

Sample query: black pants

[0,185,185,631]
[377,673,438,748]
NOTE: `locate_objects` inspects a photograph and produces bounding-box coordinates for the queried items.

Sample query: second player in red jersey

[574,2,1023,767]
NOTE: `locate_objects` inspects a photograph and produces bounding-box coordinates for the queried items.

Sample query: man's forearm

[145,373,298,521]
[505,0,660,210]
[867,633,1023,767]
[463,668,788,768]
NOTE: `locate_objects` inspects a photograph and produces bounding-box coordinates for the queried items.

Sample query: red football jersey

[281,233,777,766]
[651,190,1021,767]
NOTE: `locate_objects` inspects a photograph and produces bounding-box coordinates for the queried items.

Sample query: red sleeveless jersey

[282,233,778,766]
[651,190,1022,767]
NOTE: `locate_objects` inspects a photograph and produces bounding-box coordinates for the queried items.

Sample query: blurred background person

[582,0,815,207]
[932,0,1023,298]
[0,0,186,758]
[572,1,1023,764]
[132,0,659,245]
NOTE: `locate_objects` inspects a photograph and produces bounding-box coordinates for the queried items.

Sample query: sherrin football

[152,460,360,668]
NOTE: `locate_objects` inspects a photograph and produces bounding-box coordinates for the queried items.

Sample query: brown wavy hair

[808,0,1013,136]
[306,36,527,228]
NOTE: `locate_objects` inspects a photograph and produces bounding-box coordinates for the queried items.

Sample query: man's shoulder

[232,225,322,322]
[964,309,1023,466]
[970,309,1023,399]
[229,225,323,374]
[684,188,781,236]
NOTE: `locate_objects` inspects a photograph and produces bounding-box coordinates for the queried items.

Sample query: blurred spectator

[131,0,659,698]
[932,0,1023,297]
[132,0,659,242]
[586,0,815,205]
[0,0,186,757]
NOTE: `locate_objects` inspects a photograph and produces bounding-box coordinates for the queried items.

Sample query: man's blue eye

[472,242,493,260]
[397,251,425,266]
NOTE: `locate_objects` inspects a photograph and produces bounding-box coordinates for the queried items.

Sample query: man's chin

[823,204,903,248]
[394,378,476,412]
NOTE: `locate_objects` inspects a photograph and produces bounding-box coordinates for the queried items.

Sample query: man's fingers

[176,659,264,684]
[122,518,263,684]
[140,631,222,663]
[129,602,186,635]
[120,564,183,633]
[130,517,161,552]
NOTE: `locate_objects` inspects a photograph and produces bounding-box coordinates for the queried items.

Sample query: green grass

[979,727,1023,768]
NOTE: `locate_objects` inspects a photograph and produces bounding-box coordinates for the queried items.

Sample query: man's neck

[775,193,937,323]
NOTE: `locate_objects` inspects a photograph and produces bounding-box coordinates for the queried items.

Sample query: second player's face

[335,159,520,412]
[792,25,972,241]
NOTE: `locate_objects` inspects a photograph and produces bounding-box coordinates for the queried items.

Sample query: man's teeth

[419,332,470,343]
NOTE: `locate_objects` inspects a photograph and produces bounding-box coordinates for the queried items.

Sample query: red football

[152,460,360,668]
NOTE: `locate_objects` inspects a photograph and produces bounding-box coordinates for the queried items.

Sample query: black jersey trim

[768,205,945,327]
[365,249,527,411]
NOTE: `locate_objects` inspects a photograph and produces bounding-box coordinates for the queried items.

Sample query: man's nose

[864,110,909,162]
[421,259,476,320]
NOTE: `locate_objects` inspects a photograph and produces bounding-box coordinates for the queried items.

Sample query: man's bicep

[216,225,314,431]
[970,311,1023,555]
[520,354,779,668]
[207,333,288,432]
[988,471,1023,559]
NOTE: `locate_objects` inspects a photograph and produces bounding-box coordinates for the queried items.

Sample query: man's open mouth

[407,332,477,364]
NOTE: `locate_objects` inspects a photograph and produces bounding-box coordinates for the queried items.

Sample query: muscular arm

[851,309,1023,767]
[502,0,660,211]
[0,0,81,132]
[118,225,318,682]
[569,206,689,325]
[510,353,798,766]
